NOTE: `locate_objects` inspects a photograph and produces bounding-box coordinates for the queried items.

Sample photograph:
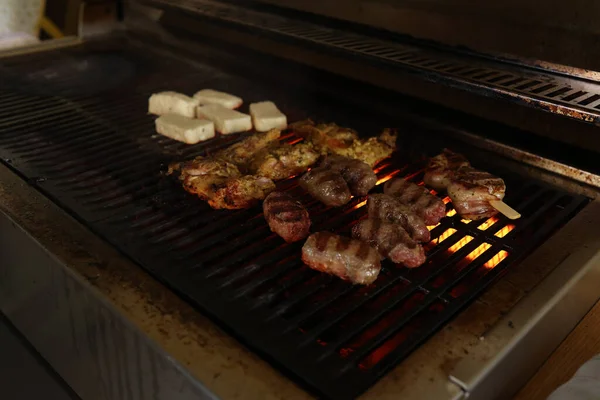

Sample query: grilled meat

[321,154,377,196]
[302,232,381,285]
[352,219,426,267]
[299,167,352,207]
[423,149,470,191]
[248,142,319,180]
[367,194,430,242]
[214,128,281,168]
[447,166,506,220]
[263,192,310,242]
[173,156,275,209]
[291,120,396,167]
[384,178,446,225]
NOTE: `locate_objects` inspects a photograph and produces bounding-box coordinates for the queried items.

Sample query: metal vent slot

[579,94,600,105]
[562,90,588,102]
[530,83,556,94]
[545,87,572,98]
[515,80,542,90]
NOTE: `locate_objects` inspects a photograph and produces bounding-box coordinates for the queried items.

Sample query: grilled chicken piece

[299,167,352,207]
[248,142,319,180]
[174,156,275,209]
[321,154,377,196]
[291,119,359,155]
[214,128,281,168]
[423,149,470,191]
[302,232,381,285]
[367,194,430,242]
[263,192,310,242]
[384,178,446,225]
[333,128,397,168]
[352,219,426,268]
[447,166,506,220]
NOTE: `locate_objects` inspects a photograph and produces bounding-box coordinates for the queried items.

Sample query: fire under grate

[0,41,589,399]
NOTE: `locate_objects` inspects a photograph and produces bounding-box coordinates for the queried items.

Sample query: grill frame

[0,38,592,399]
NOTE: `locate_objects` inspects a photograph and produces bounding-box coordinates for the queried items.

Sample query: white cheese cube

[196,104,252,134]
[155,114,215,144]
[149,91,199,118]
[193,89,243,109]
[249,101,287,132]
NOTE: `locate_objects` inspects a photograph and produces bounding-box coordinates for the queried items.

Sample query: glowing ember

[465,242,492,261]
[376,169,402,185]
[353,200,367,210]
[448,235,474,253]
[461,219,471,224]
[435,228,457,244]
[442,196,451,204]
[287,138,303,145]
[373,162,392,174]
[477,217,498,231]
[427,223,440,231]
[484,250,509,269]
[446,209,457,217]
[495,224,515,238]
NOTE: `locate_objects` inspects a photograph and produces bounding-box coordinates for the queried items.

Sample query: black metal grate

[0,42,589,399]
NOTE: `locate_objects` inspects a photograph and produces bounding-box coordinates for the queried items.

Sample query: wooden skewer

[490,200,521,220]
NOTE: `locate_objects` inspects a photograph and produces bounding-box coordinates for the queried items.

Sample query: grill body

[1,2,600,400]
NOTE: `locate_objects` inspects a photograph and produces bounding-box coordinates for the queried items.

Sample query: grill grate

[149,0,600,126]
[0,42,589,399]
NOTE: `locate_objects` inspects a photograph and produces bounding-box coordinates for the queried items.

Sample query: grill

[0,38,589,399]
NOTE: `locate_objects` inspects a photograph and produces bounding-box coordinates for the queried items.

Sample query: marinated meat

[321,154,377,196]
[263,192,310,242]
[301,232,381,285]
[333,128,397,168]
[352,219,426,267]
[384,178,446,225]
[248,142,319,180]
[423,149,470,191]
[447,166,506,220]
[367,194,430,242]
[299,167,352,207]
[214,128,281,168]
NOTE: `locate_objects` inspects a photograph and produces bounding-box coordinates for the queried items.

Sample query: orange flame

[448,235,474,253]
[373,162,392,174]
[461,219,471,224]
[353,200,367,210]
[427,223,440,231]
[442,196,451,204]
[446,209,457,217]
[435,228,457,244]
[484,250,509,269]
[376,169,402,185]
[477,217,498,231]
[465,242,492,261]
[495,224,515,238]
[287,138,303,145]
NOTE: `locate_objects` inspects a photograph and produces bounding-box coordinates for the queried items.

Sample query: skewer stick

[490,200,521,220]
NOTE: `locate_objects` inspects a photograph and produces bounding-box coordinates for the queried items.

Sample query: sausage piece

[299,167,351,206]
[263,191,310,242]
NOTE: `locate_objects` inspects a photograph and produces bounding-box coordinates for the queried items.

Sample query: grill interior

[0,39,589,399]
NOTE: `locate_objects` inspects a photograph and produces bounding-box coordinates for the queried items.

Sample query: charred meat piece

[384,178,446,225]
[263,192,310,242]
[173,156,275,209]
[299,167,352,207]
[423,149,470,191]
[321,154,377,196]
[248,142,319,180]
[214,128,281,168]
[447,166,506,220]
[367,194,430,242]
[302,232,381,285]
[352,219,426,268]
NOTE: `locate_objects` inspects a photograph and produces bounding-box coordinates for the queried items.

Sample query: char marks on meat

[302,232,381,285]
[352,219,426,267]
[263,192,310,242]
[447,166,506,220]
[248,142,319,180]
[423,149,470,191]
[384,178,446,225]
[299,167,352,207]
[367,194,430,242]
[322,154,377,196]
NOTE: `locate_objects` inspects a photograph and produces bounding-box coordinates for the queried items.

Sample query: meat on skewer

[302,232,381,285]
[263,192,310,243]
[299,167,352,207]
[367,194,430,242]
[447,167,506,220]
[321,154,377,196]
[352,219,426,268]
[384,178,446,225]
[423,149,470,191]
